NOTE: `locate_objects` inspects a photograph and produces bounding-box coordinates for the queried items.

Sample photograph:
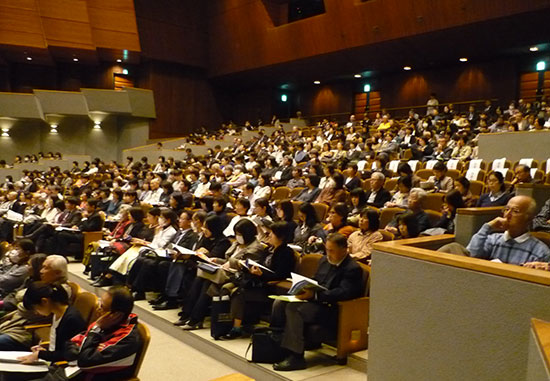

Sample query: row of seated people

[0,247,142,381]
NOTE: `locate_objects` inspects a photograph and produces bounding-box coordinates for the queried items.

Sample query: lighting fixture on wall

[50,124,58,134]
[93,122,102,129]
[1,129,9,137]
[354,74,362,78]
[459,57,468,62]
[117,59,122,63]
[313,80,321,85]
[26,57,32,61]
[73,57,79,62]
[530,46,539,52]
[403,66,412,71]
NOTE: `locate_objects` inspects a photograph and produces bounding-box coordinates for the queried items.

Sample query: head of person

[408,188,427,211]
[203,215,224,238]
[128,207,144,224]
[398,212,420,238]
[350,188,367,209]
[9,238,35,265]
[454,176,470,196]
[397,175,413,194]
[514,164,531,183]
[359,208,380,233]
[40,255,68,284]
[276,200,294,222]
[329,203,348,228]
[254,198,271,217]
[97,285,135,326]
[444,189,465,214]
[212,197,226,213]
[369,172,385,192]
[178,210,193,230]
[325,233,349,265]
[23,281,69,316]
[235,198,250,216]
[332,173,345,190]
[146,207,161,226]
[487,171,506,193]
[234,219,257,246]
[267,221,291,247]
[65,197,79,210]
[503,195,537,237]
[28,254,47,282]
[433,162,448,180]
[298,202,319,228]
[306,174,320,189]
[397,163,413,177]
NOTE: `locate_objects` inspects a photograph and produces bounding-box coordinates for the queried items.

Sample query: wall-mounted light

[73,57,79,62]
[116,59,122,63]
[403,66,412,71]
[313,80,321,85]
[354,74,362,78]
[50,124,58,133]
[530,46,539,52]
[26,57,32,61]
[1,129,9,137]
[93,122,102,129]
[537,61,546,71]
[459,57,468,62]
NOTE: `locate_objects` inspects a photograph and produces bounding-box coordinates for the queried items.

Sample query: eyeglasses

[503,206,523,216]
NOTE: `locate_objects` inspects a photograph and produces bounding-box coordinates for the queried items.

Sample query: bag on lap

[246,327,287,364]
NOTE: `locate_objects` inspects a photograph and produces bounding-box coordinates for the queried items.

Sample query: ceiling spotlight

[26,57,32,61]
[116,59,122,63]
[93,122,101,129]
[354,74,362,78]
[459,57,468,62]
[530,46,539,52]
[313,80,321,85]
[403,66,412,71]
[73,57,79,62]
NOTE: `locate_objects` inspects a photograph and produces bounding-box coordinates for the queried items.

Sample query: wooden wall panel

[208,0,550,77]
[0,5,46,47]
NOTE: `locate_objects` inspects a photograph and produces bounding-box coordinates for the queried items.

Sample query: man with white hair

[468,195,550,265]
[0,255,70,350]
[365,172,392,208]
[385,188,431,236]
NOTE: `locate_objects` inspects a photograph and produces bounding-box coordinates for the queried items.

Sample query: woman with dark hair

[398,211,421,238]
[160,181,174,205]
[169,192,187,215]
[348,208,383,262]
[324,202,356,237]
[315,172,348,205]
[294,203,326,250]
[222,221,296,339]
[250,198,273,242]
[274,200,297,242]
[476,171,512,207]
[348,188,367,225]
[397,162,421,188]
[319,164,336,189]
[223,198,251,237]
[454,176,476,207]
[433,189,465,233]
[16,282,86,364]
[250,174,272,206]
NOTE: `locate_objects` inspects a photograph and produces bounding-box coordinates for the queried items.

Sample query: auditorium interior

[1,1,550,380]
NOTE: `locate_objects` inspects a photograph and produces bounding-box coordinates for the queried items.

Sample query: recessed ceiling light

[354,74,362,78]
[459,57,468,62]
[313,80,321,85]
[26,57,32,61]
[530,46,539,52]
[403,66,412,71]
[116,59,122,63]
[73,57,79,62]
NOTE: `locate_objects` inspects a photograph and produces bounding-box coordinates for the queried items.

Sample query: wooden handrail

[456,206,505,215]
[373,235,550,286]
[531,318,550,371]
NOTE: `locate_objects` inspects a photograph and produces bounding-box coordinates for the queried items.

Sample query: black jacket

[314,255,363,304]
[365,188,392,209]
[344,176,361,191]
[261,244,296,282]
[60,209,83,228]
[79,211,104,232]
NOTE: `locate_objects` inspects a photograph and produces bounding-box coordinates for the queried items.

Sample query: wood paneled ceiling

[0,0,141,65]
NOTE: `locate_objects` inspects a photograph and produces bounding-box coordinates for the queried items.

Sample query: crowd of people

[0,98,548,372]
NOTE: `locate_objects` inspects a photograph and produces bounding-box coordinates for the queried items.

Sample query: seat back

[67,281,81,302]
[312,202,329,222]
[422,193,445,212]
[290,187,305,198]
[271,186,290,201]
[359,262,371,297]
[469,180,485,196]
[379,207,405,228]
[73,291,99,324]
[124,322,151,381]
[415,169,434,180]
[291,201,303,222]
[383,178,398,192]
[532,231,550,249]
[297,253,323,278]
[377,229,394,241]
[446,169,461,180]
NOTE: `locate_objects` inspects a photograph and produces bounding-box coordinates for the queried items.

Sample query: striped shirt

[467,223,550,265]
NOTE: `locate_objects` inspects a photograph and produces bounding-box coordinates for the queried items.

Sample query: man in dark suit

[273,156,294,187]
[365,172,392,208]
[271,233,363,371]
[55,198,105,258]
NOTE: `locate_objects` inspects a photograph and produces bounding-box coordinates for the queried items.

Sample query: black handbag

[210,295,233,340]
[246,327,287,364]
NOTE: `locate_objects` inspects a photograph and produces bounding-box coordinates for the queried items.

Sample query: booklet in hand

[288,272,327,295]
[242,258,274,273]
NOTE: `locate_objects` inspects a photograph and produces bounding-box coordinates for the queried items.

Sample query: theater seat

[379,207,405,229]
[271,186,291,201]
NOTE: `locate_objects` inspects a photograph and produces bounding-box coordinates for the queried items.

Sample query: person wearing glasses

[467,195,550,265]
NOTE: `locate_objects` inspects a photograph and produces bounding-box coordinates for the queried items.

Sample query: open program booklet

[269,272,327,302]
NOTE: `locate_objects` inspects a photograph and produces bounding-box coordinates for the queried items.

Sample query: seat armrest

[335,297,369,359]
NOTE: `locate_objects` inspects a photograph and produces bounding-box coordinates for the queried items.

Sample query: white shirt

[49,312,64,351]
